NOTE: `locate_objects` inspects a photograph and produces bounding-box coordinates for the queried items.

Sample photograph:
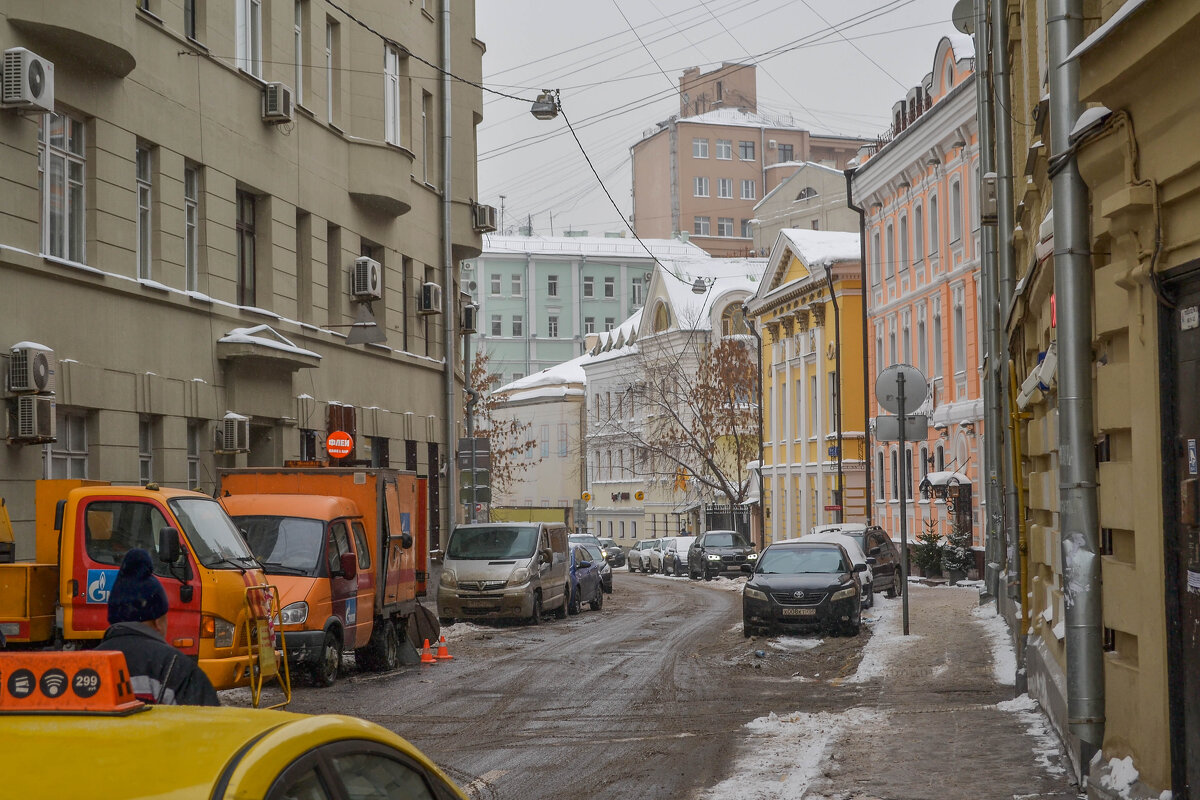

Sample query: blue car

[567,544,604,615]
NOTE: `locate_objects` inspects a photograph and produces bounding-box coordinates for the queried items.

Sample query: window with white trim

[490,314,501,336]
[236,0,263,77]
[953,286,966,373]
[547,274,558,297]
[738,140,755,160]
[914,204,924,262]
[584,316,595,334]
[384,46,403,145]
[583,276,594,297]
[871,230,881,285]
[39,113,86,263]
[885,223,895,278]
[294,1,306,105]
[899,213,909,270]
[187,420,202,490]
[692,138,708,158]
[604,317,615,331]
[51,409,89,479]
[490,273,501,295]
[929,194,939,256]
[876,450,886,500]
[933,306,944,378]
[950,179,963,242]
[717,178,733,199]
[184,165,200,292]
[139,417,154,484]
[740,179,755,200]
[511,273,523,296]
[512,315,523,337]
[604,277,615,298]
[716,139,732,159]
[136,146,154,280]
[694,216,710,236]
[717,217,733,237]
[547,316,559,338]
[741,219,752,238]
[693,176,709,197]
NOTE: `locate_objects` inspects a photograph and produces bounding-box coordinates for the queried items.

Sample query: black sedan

[597,537,626,568]
[688,530,757,579]
[741,540,866,637]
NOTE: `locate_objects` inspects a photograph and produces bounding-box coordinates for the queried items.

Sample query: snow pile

[844,596,909,684]
[970,603,1017,685]
[438,621,494,644]
[768,636,823,653]
[997,694,1066,776]
[700,708,880,800]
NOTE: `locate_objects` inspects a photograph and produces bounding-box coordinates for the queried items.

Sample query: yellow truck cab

[0,480,275,691]
[2,651,467,800]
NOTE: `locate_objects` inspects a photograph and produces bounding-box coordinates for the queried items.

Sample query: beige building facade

[0,1,485,554]
[752,161,860,256]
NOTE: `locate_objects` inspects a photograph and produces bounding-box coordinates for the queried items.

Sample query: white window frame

[325,20,334,121]
[717,217,733,237]
[583,276,594,297]
[741,219,752,238]
[51,409,89,479]
[604,317,615,331]
[236,0,263,77]
[584,316,595,334]
[294,1,305,106]
[39,113,86,264]
[184,165,199,291]
[548,315,559,338]
[490,314,502,336]
[139,417,154,484]
[136,146,153,280]
[384,46,402,146]
[692,138,708,158]
[603,277,615,298]
[511,273,523,296]
[870,230,881,285]
[717,177,733,199]
[547,274,558,297]
[187,420,202,490]
[738,140,755,161]
[715,139,732,160]
[693,176,709,197]
[490,273,501,295]
[740,179,756,200]
[694,216,710,236]
[512,315,524,337]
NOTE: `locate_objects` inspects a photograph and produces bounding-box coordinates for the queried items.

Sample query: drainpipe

[844,168,872,525]
[745,312,766,549]
[824,262,845,524]
[440,0,456,546]
[1047,0,1104,754]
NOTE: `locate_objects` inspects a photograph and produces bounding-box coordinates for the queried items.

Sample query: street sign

[457,437,490,453]
[875,414,929,442]
[326,430,353,458]
[456,450,492,470]
[827,445,839,458]
[459,469,491,490]
[459,486,492,503]
[875,364,929,416]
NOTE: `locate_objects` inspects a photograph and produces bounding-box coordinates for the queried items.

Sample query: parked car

[741,540,866,637]
[795,531,876,609]
[688,530,757,580]
[567,544,604,614]
[627,538,660,572]
[657,536,697,576]
[597,537,626,567]
[583,543,613,594]
[808,523,902,598]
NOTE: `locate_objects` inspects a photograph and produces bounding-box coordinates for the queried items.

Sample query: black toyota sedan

[741,540,866,637]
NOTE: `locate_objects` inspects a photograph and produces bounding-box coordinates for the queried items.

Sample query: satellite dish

[952,0,975,34]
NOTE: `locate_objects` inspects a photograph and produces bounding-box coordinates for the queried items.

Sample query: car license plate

[781,608,816,617]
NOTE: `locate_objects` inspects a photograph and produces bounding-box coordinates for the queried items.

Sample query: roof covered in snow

[481,234,706,261]
[778,230,860,267]
[494,351,590,395]
[652,257,768,332]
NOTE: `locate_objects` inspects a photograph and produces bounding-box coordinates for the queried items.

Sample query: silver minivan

[436,522,569,625]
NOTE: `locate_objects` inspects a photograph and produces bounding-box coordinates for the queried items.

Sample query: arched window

[899,213,910,269]
[936,443,945,472]
[950,179,963,242]
[885,223,895,278]
[721,304,749,336]
[920,444,929,479]
[871,229,882,286]
[653,302,671,332]
[890,448,899,500]
[914,204,924,262]
[929,194,939,257]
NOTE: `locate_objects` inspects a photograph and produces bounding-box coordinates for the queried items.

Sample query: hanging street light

[530,89,559,121]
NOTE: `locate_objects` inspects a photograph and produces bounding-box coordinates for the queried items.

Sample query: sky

[473,0,967,238]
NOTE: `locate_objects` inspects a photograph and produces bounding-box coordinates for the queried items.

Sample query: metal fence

[704,503,751,536]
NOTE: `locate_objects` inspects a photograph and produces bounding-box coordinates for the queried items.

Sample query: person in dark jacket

[100,548,220,706]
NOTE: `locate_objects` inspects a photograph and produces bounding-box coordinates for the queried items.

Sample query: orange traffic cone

[435,635,453,661]
[420,638,438,664]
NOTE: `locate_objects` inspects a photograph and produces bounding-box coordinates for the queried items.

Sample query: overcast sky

[473,0,964,238]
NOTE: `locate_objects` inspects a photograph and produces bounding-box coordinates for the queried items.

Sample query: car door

[325,521,358,637]
[349,521,375,650]
[867,531,895,588]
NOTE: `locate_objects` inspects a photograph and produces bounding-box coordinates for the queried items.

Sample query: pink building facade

[850,35,986,553]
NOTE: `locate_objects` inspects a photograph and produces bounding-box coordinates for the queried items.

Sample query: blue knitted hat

[107,549,170,624]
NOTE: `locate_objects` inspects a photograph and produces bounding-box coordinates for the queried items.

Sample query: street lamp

[691,277,712,294]
[530,89,559,121]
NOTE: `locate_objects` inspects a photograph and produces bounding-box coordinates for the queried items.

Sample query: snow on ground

[842,595,909,684]
[768,635,823,653]
[997,694,1066,776]
[971,602,1017,686]
[439,621,493,644]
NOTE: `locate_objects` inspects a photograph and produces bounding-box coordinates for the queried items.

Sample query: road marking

[463,769,508,796]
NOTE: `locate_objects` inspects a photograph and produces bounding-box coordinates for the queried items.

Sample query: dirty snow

[843,595,910,684]
[997,694,1066,776]
[768,636,823,653]
[971,602,1017,686]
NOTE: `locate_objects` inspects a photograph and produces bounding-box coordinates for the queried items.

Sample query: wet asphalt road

[275,572,870,800]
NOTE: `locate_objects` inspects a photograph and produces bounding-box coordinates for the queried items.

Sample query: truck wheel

[529,593,543,626]
[554,585,569,619]
[439,617,455,627]
[356,619,399,672]
[311,630,341,687]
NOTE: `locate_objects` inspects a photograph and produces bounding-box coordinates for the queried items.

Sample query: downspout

[440,0,456,547]
[746,313,766,549]
[1047,0,1103,754]
[824,262,845,524]
[844,168,872,525]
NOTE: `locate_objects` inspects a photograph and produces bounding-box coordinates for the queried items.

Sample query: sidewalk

[705,584,1083,800]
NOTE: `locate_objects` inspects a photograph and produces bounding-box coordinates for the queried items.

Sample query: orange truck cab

[218,468,428,686]
[0,480,275,692]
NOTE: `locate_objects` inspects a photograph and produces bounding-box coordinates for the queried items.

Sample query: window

[51,409,88,478]
[139,417,154,484]
[422,91,434,185]
[885,223,894,278]
[778,143,794,162]
[693,176,709,197]
[738,140,755,160]
[584,317,595,334]
[717,217,733,237]
[876,451,885,500]
[184,165,200,292]
[953,289,966,372]
[184,0,199,39]
[889,325,897,364]
[809,375,818,437]
[547,274,558,297]
[891,449,899,500]
[870,231,881,285]
[558,423,568,457]
[692,138,708,158]
[301,428,319,461]
[490,314,501,336]
[875,329,884,371]
[236,0,263,77]
[933,309,943,378]
[489,273,501,295]
[235,190,256,307]
[325,19,337,123]
[905,448,914,501]
[917,313,927,376]
[740,179,756,200]
[741,219,752,238]
[39,113,86,263]
[539,426,550,459]
[902,313,911,364]
[914,204,924,262]
[135,146,153,280]
[604,317,614,331]
[716,139,732,159]
[187,421,202,490]
[631,279,643,306]
[936,443,945,472]
[512,315,523,337]
[511,274,523,296]
[920,444,929,480]
[950,180,963,242]
[351,522,371,569]
[717,178,733,199]
[694,216,710,236]
[548,316,559,338]
[899,214,909,270]
[583,276,594,297]
[827,371,838,437]
[384,46,403,145]
[604,276,615,298]
[512,373,523,383]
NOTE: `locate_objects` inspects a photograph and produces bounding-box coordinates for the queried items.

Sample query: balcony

[8,0,136,78]
[348,142,412,217]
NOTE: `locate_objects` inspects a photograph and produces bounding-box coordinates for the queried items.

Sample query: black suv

[688,530,757,580]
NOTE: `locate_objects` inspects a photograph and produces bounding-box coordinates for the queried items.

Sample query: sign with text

[326,431,354,458]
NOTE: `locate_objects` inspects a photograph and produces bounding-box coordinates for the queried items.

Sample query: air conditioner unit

[2,48,54,113]
[261,82,294,124]
[418,282,443,315]
[472,204,498,233]
[13,394,55,442]
[8,343,55,394]
[352,256,382,300]
[217,413,250,453]
[767,139,777,149]
[461,304,477,334]
[460,260,474,272]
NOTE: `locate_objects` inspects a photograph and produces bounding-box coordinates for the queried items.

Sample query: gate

[704,503,750,536]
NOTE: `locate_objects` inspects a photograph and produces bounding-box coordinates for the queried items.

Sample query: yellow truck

[0,480,275,691]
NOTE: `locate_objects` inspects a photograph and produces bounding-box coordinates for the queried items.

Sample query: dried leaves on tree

[468,350,538,494]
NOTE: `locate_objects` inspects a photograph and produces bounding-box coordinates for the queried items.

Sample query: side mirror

[430,548,444,563]
[339,552,358,580]
[158,527,181,564]
[866,557,878,566]
[869,546,882,556]
[853,563,867,573]
[540,548,553,564]
[401,532,414,549]
[578,560,592,569]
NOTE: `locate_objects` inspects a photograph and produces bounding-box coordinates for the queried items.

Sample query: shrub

[912,518,945,576]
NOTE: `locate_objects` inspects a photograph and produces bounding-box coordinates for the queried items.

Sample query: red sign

[823,505,843,511]
[326,431,353,458]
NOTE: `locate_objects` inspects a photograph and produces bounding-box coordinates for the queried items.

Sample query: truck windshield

[169,497,258,569]
[446,526,538,560]
[235,516,324,576]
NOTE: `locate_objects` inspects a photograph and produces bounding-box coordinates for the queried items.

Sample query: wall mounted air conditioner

[352,256,382,300]
[8,343,54,394]
[2,48,54,113]
[12,394,55,442]
[472,204,498,233]
[767,139,777,149]
[216,412,250,453]
[418,282,443,315]
[261,82,294,124]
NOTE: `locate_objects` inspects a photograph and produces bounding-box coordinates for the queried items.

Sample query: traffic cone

[420,638,438,664]
[435,635,453,661]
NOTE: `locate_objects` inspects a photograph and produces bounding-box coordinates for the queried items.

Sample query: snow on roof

[658,258,768,331]
[504,386,586,403]
[679,107,806,129]
[1068,0,1149,61]
[779,229,860,267]
[495,351,590,394]
[593,308,643,354]
[217,325,321,360]
[922,470,970,487]
[482,234,706,260]
[946,32,975,61]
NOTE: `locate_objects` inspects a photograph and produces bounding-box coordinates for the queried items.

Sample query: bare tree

[468,350,539,495]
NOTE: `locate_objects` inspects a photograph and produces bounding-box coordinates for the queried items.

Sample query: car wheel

[689,564,700,580]
[628,561,636,572]
[703,570,713,581]
[742,621,753,638]
[864,583,874,608]
[885,574,898,599]
[310,630,341,687]
[554,585,569,619]
[603,580,612,595]
[567,586,580,616]
[846,620,862,636]
[591,585,603,611]
[438,617,455,627]
[529,593,543,626]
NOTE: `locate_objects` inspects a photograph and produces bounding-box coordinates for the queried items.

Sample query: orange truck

[218,467,428,686]
[0,480,275,691]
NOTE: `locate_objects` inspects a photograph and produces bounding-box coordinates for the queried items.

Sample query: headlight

[279,601,308,626]
[831,586,857,602]
[508,567,531,586]
[707,554,722,561]
[601,548,608,559]
[747,552,758,560]
[440,569,457,588]
[743,586,768,601]
[202,615,237,648]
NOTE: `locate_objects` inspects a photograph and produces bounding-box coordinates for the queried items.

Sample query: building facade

[0,1,484,553]
[752,161,861,256]
[850,35,984,555]
[463,234,704,387]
